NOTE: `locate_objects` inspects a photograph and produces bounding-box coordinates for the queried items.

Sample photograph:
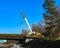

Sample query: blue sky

[0,0,60,34]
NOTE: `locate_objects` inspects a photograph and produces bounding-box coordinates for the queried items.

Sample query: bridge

[0,34,27,40]
[0,34,37,40]
[0,34,38,44]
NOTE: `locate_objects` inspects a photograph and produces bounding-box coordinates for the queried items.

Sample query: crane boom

[21,12,36,42]
[21,12,34,34]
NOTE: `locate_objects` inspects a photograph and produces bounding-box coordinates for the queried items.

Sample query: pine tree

[42,0,59,40]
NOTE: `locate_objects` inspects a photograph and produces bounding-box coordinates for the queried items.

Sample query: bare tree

[22,29,27,35]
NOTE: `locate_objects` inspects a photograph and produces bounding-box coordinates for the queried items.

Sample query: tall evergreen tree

[42,0,59,40]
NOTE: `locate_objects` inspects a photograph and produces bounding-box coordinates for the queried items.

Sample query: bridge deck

[0,34,38,40]
[0,34,26,40]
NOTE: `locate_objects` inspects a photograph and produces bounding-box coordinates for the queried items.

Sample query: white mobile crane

[21,12,35,42]
[21,12,35,35]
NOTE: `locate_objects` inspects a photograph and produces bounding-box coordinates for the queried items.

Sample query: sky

[0,0,60,34]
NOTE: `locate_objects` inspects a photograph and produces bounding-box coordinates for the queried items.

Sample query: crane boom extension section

[21,12,34,35]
